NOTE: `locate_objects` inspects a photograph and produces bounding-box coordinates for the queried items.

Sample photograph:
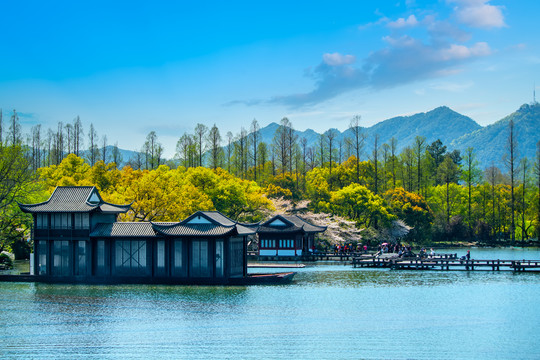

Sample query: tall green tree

[326,129,337,175]
[413,136,426,194]
[73,116,83,157]
[504,119,518,242]
[143,131,163,170]
[437,155,461,224]
[427,139,446,169]
[462,147,482,231]
[370,134,380,194]
[195,123,208,167]
[111,141,123,167]
[87,123,99,166]
[250,119,260,181]
[349,115,365,183]
[517,158,532,240]
[207,124,223,170]
[101,135,108,164]
[8,110,22,146]
[390,137,398,188]
[273,118,294,174]
[401,146,414,192]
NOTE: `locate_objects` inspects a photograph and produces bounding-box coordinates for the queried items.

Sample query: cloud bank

[231,0,504,108]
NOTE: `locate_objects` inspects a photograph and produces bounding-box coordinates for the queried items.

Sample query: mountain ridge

[95,104,538,171]
[256,104,537,169]
[449,103,539,168]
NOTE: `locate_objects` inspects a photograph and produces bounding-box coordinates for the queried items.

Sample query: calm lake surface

[1,247,540,360]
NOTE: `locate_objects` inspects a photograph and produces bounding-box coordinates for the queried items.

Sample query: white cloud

[437,42,491,61]
[449,0,506,28]
[382,35,418,48]
[387,14,419,29]
[323,53,356,66]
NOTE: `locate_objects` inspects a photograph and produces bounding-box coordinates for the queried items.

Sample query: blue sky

[1,0,538,157]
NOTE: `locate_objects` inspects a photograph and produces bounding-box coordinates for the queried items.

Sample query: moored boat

[231,271,296,285]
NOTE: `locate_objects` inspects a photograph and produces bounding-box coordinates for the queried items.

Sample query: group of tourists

[332,243,368,254]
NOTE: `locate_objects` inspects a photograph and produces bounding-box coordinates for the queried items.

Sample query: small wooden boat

[230,272,296,285]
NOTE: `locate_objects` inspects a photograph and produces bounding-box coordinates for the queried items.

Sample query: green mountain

[361,106,482,153]
[258,105,482,157]
[257,104,538,170]
[450,103,540,169]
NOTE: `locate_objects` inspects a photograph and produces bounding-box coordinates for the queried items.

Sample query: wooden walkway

[248,251,371,262]
[248,252,458,262]
[352,257,540,272]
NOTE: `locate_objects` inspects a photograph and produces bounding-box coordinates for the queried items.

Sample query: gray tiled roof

[152,223,237,237]
[153,210,258,237]
[99,203,132,213]
[18,186,131,214]
[236,224,259,236]
[183,211,236,226]
[91,221,258,238]
[90,222,157,237]
[285,215,327,233]
[258,214,326,234]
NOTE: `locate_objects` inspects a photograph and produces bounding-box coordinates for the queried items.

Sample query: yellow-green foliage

[37,155,273,223]
[385,187,433,240]
[326,183,395,228]
[265,184,293,199]
[305,167,331,210]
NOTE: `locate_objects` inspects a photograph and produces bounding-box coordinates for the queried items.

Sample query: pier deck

[352,257,540,272]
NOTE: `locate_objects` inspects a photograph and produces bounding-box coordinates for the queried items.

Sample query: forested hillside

[450,103,540,168]
[255,104,538,169]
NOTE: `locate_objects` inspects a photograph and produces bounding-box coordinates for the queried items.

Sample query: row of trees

[174,117,368,182]
[1,108,539,247]
[0,109,162,171]
[172,116,538,243]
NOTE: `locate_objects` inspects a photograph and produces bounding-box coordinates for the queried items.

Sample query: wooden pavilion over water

[18,186,260,284]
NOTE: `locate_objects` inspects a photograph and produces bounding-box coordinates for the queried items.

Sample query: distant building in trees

[257,214,326,257]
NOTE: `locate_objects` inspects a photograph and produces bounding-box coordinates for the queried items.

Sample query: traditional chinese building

[257,214,326,257]
[18,186,257,284]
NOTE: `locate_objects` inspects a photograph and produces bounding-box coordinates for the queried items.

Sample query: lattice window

[115,240,147,275]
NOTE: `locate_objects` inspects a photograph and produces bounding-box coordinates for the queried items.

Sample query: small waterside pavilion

[18,186,257,284]
[257,214,327,257]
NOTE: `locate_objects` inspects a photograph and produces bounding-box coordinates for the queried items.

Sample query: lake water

[1,247,540,359]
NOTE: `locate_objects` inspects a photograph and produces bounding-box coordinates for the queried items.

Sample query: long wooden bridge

[352,257,540,272]
[248,251,459,263]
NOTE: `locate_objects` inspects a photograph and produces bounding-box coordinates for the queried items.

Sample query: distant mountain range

[108,103,538,171]
[257,103,539,169]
